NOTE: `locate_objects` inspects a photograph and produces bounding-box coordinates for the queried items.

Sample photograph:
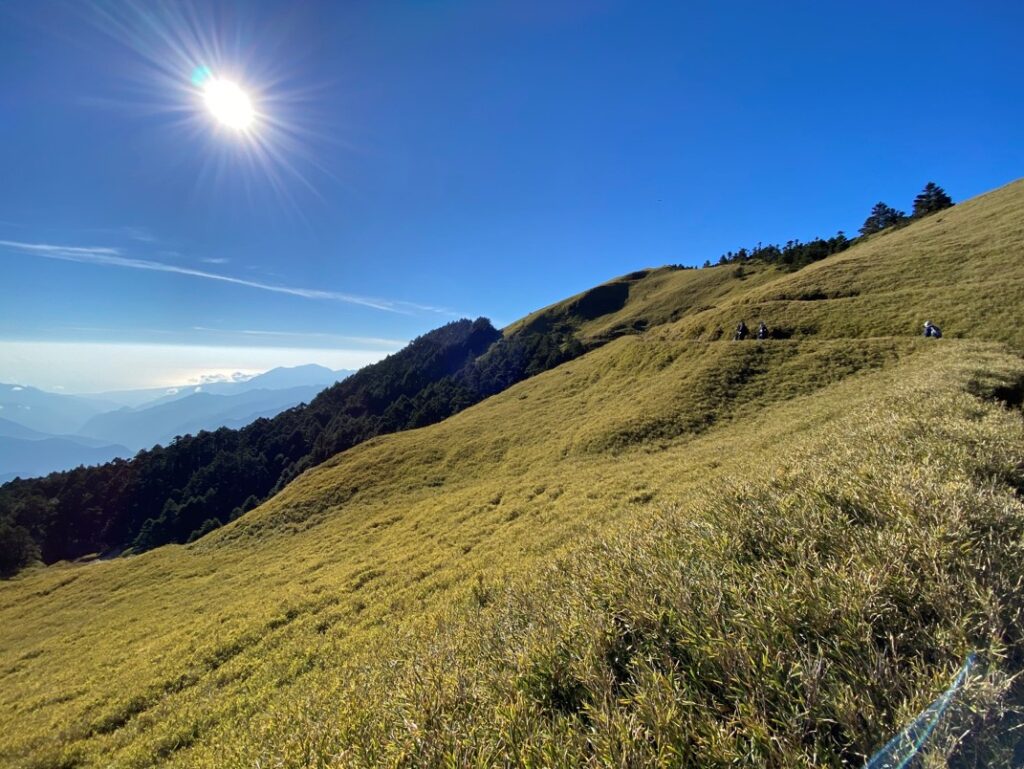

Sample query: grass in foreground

[4,342,1022,768]
[166,344,1024,768]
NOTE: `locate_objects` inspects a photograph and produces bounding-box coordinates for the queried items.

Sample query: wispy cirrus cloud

[0,239,453,315]
[0,241,122,257]
[83,226,158,243]
[191,325,406,348]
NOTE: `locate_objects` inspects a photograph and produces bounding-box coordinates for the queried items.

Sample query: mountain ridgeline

[4,180,1024,767]
[0,318,584,574]
[0,181,971,578]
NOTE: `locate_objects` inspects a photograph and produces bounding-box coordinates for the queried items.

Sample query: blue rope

[865,653,977,769]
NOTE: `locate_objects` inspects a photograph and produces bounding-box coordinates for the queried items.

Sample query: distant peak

[264,363,332,373]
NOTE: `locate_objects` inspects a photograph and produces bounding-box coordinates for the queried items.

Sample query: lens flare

[201,78,255,130]
[81,2,330,210]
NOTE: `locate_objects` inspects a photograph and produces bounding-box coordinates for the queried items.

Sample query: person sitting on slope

[923,320,943,339]
[757,321,770,340]
[734,321,749,341]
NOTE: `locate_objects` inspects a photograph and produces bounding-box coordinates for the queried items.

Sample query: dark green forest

[706,182,953,268]
[0,318,584,576]
[707,231,853,270]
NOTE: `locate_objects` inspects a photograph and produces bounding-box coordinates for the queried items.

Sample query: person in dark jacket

[923,320,942,338]
[734,321,749,341]
[757,321,770,340]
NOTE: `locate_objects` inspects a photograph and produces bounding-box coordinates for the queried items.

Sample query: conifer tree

[912,182,953,218]
[859,202,906,235]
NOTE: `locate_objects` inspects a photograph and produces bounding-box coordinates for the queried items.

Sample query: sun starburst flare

[78,1,334,210]
[199,75,256,131]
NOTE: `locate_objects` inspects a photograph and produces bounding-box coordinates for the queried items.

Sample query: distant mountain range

[95,363,351,408]
[0,417,129,483]
[79,385,327,451]
[0,384,116,435]
[0,365,352,480]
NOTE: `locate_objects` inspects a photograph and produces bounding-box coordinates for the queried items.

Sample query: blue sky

[1,1,1021,391]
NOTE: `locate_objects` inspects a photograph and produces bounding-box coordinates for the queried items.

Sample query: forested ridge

[0,317,583,574]
[705,181,953,268]
[0,181,956,578]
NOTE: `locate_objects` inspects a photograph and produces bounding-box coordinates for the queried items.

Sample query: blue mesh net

[865,654,978,769]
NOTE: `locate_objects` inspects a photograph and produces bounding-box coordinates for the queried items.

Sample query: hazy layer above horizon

[0,340,393,393]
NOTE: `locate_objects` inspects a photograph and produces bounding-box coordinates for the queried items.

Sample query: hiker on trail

[734,321,749,341]
[923,320,942,339]
[757,321,770,340]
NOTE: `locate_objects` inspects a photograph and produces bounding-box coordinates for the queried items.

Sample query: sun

[190,66,257,131]
[201,77,255,130]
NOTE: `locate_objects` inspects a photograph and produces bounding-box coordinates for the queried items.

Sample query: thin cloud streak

[192,325,407,348]
[0,240,121,256]
[0,239,453,315]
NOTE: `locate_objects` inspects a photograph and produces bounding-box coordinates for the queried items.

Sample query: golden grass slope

[512,178,1024,350]
[505,261,786,343]
[195,344,1024,768]
[1,179,1023,767]
[661,178,1024,347]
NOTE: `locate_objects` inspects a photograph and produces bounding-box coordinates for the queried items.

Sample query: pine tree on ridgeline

[859,202,907,236]
[912,182,954,218]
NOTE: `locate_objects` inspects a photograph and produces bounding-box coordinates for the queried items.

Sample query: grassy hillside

[664,182,1024,348]
[505,262,787,343]
[1,180,1023,768]
[514,178,1024,351]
